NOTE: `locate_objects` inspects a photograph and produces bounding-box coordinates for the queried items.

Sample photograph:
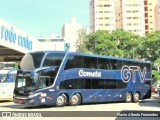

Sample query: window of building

[98,17,103,20]
[145,25,148,30]
[126,4,131,7]
[98,11,103,13]
[104,4,110,7]
[104,24,110,26]
[127,23,132,26]
[144,1,147,5]
[145,13,148,17]
[127,17,131,19]
[132,4,138,6]
[145,7,148,11]
[126,10,131,13]
[104,17,110,19]
[132,10,138,13]
[98,4,103,7]
[133,17,138,19]
[104,11,110,13]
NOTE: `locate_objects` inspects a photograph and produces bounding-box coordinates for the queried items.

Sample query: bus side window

[111,59,118,70]
[65,55,83,70]
[83,57,97,69]
[98,58,110,69]
[43,53,64,67]
[118,60,123,69]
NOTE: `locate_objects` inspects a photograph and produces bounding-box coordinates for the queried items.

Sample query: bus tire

[133,92,140,103]
[126,92,132,103]
[69,93,81,106]
[55,94,67,107]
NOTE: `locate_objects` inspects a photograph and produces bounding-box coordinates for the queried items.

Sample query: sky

[0,0,89,37]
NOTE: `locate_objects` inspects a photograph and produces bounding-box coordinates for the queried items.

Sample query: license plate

[18,100,23,104]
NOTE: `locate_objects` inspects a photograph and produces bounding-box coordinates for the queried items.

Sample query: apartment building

[144,0,159,34]
[89,0,160,36]
[89,0,117,33]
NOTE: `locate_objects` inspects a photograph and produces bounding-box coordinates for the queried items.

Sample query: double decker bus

[13,51,152,106]
[0,62,17,101]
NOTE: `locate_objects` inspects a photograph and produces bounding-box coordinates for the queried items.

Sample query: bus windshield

[15,72,34,92]
[21,52,45,70]
[15,52,66,91]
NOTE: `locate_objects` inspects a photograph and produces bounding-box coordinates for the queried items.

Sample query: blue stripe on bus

[101,89,110,101]
[84,89,103,102]
[109,89,124,101]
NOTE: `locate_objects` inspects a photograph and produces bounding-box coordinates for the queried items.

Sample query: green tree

[85,30,124,56]
[111,29,142,59]
[76,29,89,53]
[141,31,160,62]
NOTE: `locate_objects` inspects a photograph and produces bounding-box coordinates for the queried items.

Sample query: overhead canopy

[0,45,24,61]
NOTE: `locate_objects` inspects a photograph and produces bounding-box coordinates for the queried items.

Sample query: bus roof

[28,51,150,64]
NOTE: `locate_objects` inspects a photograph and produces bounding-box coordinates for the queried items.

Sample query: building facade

[0,19,66,62]
[61,18,83,51]
[90,0,160,36]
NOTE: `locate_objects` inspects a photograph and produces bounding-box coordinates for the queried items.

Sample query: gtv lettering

[121,65,146,83]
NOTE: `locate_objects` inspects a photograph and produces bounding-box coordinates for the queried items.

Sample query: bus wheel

[55,94,67,107]
[126,92,132,103]
[69,93,81,106]
[133,92,140,103]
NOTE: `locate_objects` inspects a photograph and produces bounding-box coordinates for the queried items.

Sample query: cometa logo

[121,65,146,83]
[79,70,101,77]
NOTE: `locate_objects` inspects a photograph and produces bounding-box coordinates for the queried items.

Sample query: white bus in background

[0,62,15,70]
[0,62,17,101]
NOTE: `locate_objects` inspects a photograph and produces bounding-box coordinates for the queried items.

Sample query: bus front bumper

[13,96,34,104]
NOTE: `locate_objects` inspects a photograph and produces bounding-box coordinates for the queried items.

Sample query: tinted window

[104,80,116,89]
[21,52,45,70]
[60,79,85,89]
[118,60,123,69]
[92,79,104,89]
[43,53,65,67]
[60,79,126,89]
[145,81,151,87]
[31,52,45,68]
[116,80,127,89]
[84,57,97,69]
[85,79,92,89]
[123,61,133,66]
[110,59,118,70]
[98,58,110,69]
[145,63,151,72]
[65,55,83,70]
